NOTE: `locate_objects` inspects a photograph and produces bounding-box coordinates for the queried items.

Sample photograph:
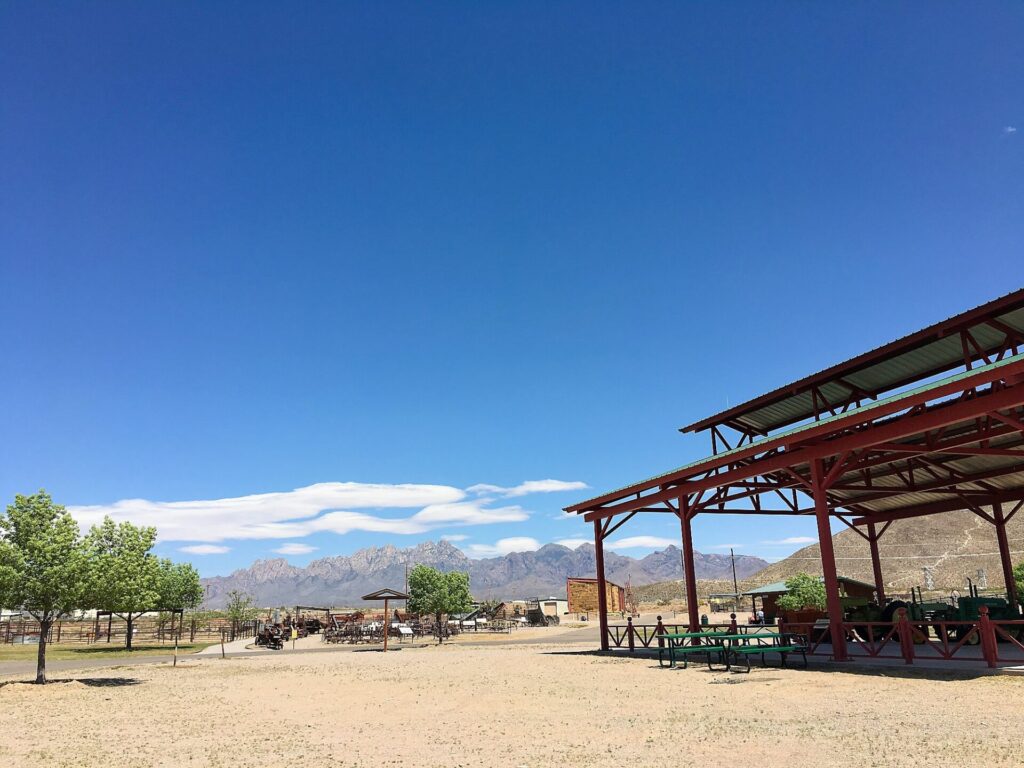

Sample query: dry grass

[0,643,214,663]
[1,640,1022,767]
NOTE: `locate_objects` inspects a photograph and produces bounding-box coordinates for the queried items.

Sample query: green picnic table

[655,631,732,668]
[712,632,808,672]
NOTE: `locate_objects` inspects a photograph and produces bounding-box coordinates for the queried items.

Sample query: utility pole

[730,548,739,596]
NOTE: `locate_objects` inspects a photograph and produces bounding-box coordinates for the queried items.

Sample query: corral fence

[604,607,1024,668]
[1,614,259,646]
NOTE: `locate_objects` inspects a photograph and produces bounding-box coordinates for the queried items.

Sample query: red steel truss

[566,290,1024,660]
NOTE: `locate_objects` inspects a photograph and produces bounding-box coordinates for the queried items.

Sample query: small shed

[743,576,876,623]
[538,598,569,617]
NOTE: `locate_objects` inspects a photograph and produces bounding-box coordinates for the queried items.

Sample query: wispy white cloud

[554,538,590,549]
[761,536,816,545]
[707,543,743,550]
[439,534,469,542]
[179,544,230,555]
[464,537,541,558]
[272,543,317,556]
[69,481,543,543]
[467,479,588,498]
[1004,126,1017,134]
[605,536,675,550]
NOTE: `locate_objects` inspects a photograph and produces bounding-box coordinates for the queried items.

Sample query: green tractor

[842,584,1023,644]
[891,584,1023,643]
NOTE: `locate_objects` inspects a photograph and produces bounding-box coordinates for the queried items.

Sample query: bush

[775,573,827,612]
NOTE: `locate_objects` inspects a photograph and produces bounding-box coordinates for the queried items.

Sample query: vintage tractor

[884,585,1023,643]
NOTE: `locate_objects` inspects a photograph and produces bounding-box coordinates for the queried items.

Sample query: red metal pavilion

[565,289,1024,663]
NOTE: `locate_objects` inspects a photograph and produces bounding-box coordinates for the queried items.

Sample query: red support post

[978,605,998,668]
[811,458,848,661]
[593,518,609,651]
[993,502,1019,610]
[867,522,887,606]
[897,607,914,664]
[678,497,700,633]
[627,616,635,652]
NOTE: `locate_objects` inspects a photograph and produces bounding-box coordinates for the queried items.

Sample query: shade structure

[566,289,1024,661]
[361,588,410,652]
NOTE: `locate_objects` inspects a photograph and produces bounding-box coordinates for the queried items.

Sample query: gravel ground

[2,641,1022,767]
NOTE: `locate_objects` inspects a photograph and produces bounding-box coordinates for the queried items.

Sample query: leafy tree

[775,573,827,613]
[224,590,259,637]
[0,491,91,684]
[157,559,204,640]
[158,559,204,610]
[1013,562,1024,606]
[407,564,472,642]
[85,517,161,650]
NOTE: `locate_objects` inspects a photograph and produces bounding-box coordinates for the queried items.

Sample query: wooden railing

[604,607,1024,668]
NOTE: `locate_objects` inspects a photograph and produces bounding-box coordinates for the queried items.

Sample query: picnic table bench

[655,631,732,668]
[656,631,808,672]
[714,632,808,672]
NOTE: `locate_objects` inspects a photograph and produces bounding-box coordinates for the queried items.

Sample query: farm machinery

[842,583,1022,643]
[525,600,559,627]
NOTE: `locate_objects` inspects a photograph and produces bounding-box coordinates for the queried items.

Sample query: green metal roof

[683,290,1024,436]
[743,576,876,596]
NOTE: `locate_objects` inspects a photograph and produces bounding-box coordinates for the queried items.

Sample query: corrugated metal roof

[743,576,876,596]
[683,290,1024,435]
[569,351,1024,511]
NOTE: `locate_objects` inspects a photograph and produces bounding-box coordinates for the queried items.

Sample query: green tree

[224,590,259,637]
[0,491,91,684]
[158,560,204,610]
[157,559,204,641]
[407,564,472,642]
[85,517,161,650]
[775,573,827,612]
[1013,562,1023,606]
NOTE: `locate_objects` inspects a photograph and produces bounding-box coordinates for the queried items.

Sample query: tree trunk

[125,614,134,651]
[36,617,51,684]
[436,612,443,644]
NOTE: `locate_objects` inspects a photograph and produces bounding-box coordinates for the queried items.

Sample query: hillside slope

[750,509,1024,592]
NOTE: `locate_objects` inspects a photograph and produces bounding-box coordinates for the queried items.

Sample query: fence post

[627,616,635,652]
[728,613,738,634]
[978,606,998,668]
[655,616,666,649]
[897,607,914,665]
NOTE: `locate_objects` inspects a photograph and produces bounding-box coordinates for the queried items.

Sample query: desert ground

[2,633,1023,768]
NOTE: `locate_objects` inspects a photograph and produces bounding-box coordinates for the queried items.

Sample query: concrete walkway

[196,636,260,655]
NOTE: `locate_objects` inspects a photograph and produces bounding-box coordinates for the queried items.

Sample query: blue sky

[2,3,1023,576]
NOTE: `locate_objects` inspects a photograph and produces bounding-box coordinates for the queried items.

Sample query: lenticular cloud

[67,479,583,544]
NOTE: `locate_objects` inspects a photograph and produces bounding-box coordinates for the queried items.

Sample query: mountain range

[200,540,769,608]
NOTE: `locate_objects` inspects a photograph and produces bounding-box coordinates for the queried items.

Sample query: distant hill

[749,509,1024,594]
[200,540,769,608]
[634,508,1024,604]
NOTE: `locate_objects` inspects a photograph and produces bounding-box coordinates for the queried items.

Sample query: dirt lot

[2,641,1022,767]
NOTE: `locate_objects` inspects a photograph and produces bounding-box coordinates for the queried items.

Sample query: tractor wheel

[881,600,908,624]
[955,625,980,645]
